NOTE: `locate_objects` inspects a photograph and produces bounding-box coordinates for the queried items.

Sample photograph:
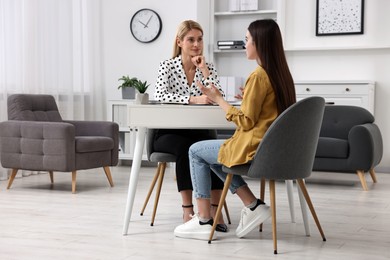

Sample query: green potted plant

[133,79,150,104]
[118,75,138,99]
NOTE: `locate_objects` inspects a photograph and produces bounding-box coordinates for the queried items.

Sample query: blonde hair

[172,20,203,58]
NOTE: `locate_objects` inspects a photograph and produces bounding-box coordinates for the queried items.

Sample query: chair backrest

[8,94,62,122]
[320,105,374,140]
[247,96,325,180]
[146,129,176,163]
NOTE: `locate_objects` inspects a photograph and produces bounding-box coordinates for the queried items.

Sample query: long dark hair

[248,19,296,114]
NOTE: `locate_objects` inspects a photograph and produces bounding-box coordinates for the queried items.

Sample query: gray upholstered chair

[140,128,231,226]
[313,105,383,191]
[0,94,119,193]
[209,97,327,254]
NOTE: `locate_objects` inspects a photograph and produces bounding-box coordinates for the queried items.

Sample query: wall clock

[130,9,162,43]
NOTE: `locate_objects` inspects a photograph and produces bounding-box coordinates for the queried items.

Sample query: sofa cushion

[315,137,348,158]
[75,136,114,153]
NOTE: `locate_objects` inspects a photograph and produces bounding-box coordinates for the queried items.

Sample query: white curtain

[0,0,106,180]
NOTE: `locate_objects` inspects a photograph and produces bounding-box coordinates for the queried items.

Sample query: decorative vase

[135,93,149,104]
[121,87,135,99]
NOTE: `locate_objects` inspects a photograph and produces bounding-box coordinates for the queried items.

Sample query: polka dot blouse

[154,55,224,104]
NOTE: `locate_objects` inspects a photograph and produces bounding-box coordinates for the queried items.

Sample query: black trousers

[153,129,224,192]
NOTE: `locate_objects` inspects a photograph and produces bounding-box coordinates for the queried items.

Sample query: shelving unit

[107,99,147,161]
[209,0,285,77]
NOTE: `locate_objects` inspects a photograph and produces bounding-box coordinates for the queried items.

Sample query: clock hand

[144,15,152,28]
[138,20,148,27]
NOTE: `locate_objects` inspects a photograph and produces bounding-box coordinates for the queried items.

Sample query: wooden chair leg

[223,200,232,224]
[7,169,19,189]
[269,180,277,255]
[49,171,54,184]
[103,166,114,187]
[71,171,77,194]
[150,162,167,226]
[140,164,162,216]
[357,170,369,191]
[296,179,326,242]
[209,173,232,243]
[259,178,266,232]
[369,168,378,183]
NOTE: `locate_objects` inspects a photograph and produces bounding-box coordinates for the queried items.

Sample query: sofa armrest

[348,123,383,170]
[64,120,119,165]
[0,120,76,171]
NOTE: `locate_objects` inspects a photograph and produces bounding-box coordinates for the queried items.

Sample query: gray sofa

[0,94,119,193]
[313,105,383,190]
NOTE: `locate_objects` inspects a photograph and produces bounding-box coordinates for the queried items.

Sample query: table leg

[122,127,146,235]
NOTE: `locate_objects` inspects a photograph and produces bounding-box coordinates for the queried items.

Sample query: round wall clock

[130,9,162,43]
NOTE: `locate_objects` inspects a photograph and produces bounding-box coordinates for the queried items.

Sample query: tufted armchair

[313,105,383,191]
[0,94,119,193]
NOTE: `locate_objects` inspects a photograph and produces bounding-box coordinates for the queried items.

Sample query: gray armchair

[313,105,383,191]
[0,94,119,193]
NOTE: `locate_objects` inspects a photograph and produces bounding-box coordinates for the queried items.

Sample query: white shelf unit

[209,0,285,78]
[295,81,376,115]
[107,100,147,161]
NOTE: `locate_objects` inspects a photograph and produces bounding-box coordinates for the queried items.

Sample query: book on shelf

[218,45,245,50]
[217,40,245,46]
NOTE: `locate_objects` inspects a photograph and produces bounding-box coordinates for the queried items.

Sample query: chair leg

[296,179,326,242]
[140,164,161,216]
[269,180,278,254]
[357,170,369,191]
[103,166,114,187]
[49,171,54,184]
[150,162,167,226]
[259,178,266,232]
[297,179,311,236]
[209,173,232,243]
[369,168,378,183]
[285,180,296,223]
[71,171,77,194]
[7,169,19,189]
[223,200,232,224]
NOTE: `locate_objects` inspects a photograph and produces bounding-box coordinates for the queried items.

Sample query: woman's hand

[234,86,244,100]
[197,81,232,112]
[189,95,213,105]
[191,56,210,78]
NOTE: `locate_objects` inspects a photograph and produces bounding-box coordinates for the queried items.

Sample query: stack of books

[217,40,245,50]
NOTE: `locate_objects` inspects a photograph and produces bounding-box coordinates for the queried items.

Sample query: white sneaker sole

[236,207,271,238]
[174,230,217,241]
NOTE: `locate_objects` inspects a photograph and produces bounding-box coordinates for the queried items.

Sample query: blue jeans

[189,139,247,199]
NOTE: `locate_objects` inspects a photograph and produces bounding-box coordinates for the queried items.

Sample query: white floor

[0,165,389,260]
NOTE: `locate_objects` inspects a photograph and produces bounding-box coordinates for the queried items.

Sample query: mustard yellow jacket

[218,66,278,167]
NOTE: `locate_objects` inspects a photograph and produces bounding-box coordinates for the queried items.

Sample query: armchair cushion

[315,137,348,158]
[76,136,114,153]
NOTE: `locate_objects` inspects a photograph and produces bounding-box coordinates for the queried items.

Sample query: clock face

[130,9,162,43]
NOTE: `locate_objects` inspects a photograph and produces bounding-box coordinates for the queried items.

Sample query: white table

[122,103,309,236]
[122,104,236,235]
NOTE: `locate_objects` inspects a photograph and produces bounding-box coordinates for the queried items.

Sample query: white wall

[102,0,390,172]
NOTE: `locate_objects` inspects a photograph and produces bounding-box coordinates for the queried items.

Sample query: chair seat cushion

[76,136,114,153]
[315,137,348,158]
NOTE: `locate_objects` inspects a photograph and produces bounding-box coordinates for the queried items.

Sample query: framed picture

[316,0,364,36]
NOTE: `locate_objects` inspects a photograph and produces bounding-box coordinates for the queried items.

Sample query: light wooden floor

[0,165,389,260]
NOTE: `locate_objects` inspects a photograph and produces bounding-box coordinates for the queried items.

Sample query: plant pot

[121,87,135,99]
[135,93,149,104]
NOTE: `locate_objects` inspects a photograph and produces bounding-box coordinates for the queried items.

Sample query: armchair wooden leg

[369,168,378,183]
[7,169,19,189]
[223,200,231,225]
[259,178,266,232]
[140,164,162,216]
[151,162,167,226]
[296,179,326,242]
[72,171,77,194]
[103,166,114,187]
[357,170,369,191]
[49,171,54,184]
[209,173,232,244]
[269,180,277,255]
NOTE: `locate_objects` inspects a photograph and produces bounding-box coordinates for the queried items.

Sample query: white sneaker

[236,204,271,238]
[174,214,217,241]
